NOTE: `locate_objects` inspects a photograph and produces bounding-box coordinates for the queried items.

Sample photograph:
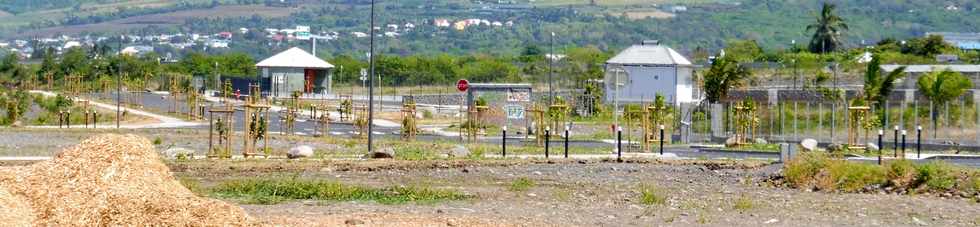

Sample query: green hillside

[0,0,977,56]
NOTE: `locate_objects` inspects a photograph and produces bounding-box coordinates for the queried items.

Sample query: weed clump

[638,184,667,205]
[509,177,536,192]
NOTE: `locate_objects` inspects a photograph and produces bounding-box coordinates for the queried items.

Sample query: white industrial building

[604,40,697,106]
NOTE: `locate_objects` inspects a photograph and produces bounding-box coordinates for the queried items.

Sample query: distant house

[604,40,697,106]
[256,47,335,97]
[927,32,980,50]
[120,46,154,56]
[434,19,451,27]
[217,32,233,39]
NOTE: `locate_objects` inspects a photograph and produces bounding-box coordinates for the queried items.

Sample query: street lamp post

[367,0,377,153]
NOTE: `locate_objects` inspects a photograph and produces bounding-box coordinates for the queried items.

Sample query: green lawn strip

[209,178,472,205]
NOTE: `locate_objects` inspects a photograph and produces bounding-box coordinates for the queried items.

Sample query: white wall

[605,65,695,105]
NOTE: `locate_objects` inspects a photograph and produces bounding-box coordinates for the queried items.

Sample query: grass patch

[725,143,779,152]
[177,176,207,196]
[210,178,470,205]
[785,153,976,193]
[916,162,957,190]
[733,196,754,211]
[508,177,536,192]
[638,184,667,205]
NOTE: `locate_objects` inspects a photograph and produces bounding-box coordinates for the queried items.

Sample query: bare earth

[174,160,980,227]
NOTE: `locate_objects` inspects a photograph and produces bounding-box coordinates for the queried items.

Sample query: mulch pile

[0,134,256,226]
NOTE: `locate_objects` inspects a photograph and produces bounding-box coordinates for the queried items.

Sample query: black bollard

[502,126,507,158]
[877,130,883,165]
[65,111,70,129]
[545,128,550,159]
[564,126,569,159]
[659,125,665,156]
[916,126,922,159]
[93,113,97,129]
[901,130,906,159]
[893,126,899,158]
[617,126,623,162]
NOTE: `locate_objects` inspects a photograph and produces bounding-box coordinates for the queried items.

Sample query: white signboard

[507,90,530,102]
[504,105,525,119]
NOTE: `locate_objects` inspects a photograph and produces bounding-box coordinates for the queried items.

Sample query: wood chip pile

[0,134,256,226]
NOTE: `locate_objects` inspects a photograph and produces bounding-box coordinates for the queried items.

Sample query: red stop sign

[456,79,470,92]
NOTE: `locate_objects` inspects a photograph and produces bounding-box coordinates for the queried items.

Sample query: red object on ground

[456,79,469,92]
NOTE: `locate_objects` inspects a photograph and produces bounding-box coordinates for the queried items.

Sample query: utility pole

[549,32,555,105]
[116,35,123,129]
[367,0,377,153]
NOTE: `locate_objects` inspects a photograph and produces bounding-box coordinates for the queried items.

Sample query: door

[304,68,315,93]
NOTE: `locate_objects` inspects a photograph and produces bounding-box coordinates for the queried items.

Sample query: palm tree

[807,3,849,53]
[917,69,973,138]
[862,55,905,113]
[703,55,751,104]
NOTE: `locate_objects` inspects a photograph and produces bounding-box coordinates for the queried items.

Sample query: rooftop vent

[641,40,660,46]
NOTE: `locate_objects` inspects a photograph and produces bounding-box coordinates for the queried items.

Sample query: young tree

[862,55,905,110]
[917,69,972,138]
[703,56,751,104]
[807,3,848,53]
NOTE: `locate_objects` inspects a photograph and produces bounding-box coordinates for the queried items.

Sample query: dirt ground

[173,159,980,227]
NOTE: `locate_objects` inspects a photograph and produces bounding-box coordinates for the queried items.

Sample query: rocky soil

[174,159,980,227]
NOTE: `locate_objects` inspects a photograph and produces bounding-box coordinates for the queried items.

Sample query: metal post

[117,72,121,129]
[901,130,907,159]
[617,126,623,162]
[893,126,899,158]
[659,125,665,156]
[877,130,883,165]
[367,0,376,153]
[564,126,569,158]
[502,126,507,158]
[916,125,922,159]
[545,127,550,159]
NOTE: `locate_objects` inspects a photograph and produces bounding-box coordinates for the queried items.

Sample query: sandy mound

[0,134,256,226]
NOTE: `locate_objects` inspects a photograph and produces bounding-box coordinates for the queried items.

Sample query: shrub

[885,160,918,188]
[916,161,957,191]
[784,152,831,188]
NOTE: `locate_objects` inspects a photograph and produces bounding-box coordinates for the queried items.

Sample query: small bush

[152,137,163,145]
[422,109,433,119]
[509,177,535,192]
[916,162,957,191]
[638,184,667,205]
